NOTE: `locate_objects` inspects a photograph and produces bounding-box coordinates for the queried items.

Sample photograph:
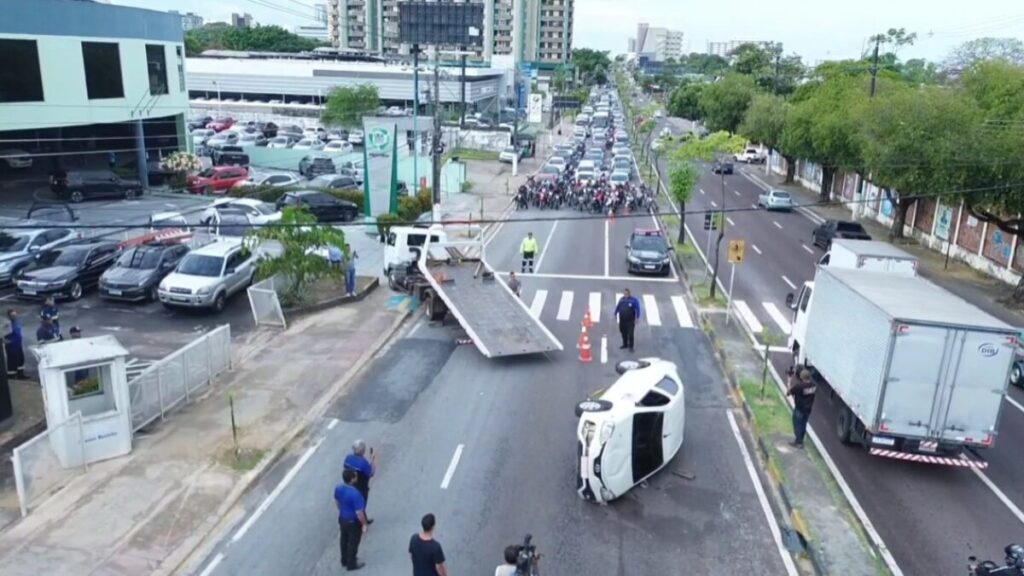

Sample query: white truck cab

[383,225,449,276]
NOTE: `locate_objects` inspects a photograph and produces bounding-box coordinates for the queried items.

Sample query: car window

[224,251,245,270]
[638,389,670,407]
[800,286,813,312]
[178,254,224,277]
[53,247,90,266]
[117,247,162,269]
[655,377,679,396]
[0,233,30,252]
[254,202,277,215]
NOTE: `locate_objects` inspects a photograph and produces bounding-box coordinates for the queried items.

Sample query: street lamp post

[214,81,221,114]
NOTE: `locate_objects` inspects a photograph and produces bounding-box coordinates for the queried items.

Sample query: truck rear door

[938,330,1013,446]
[879,324,948,438]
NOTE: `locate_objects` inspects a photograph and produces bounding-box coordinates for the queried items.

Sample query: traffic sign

[728,239,746,264]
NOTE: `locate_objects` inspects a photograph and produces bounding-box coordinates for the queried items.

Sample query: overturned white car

[576,358,686,504]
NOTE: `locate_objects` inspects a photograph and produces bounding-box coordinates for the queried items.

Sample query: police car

[625,228,672,275]
[575,358,686,504]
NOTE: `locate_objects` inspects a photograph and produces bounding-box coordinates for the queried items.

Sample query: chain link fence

[128,325,232,432]
[247,275,291,329]
[12,412,85,517]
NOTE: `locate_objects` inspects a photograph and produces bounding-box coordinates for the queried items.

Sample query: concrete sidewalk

[0,290,408,576]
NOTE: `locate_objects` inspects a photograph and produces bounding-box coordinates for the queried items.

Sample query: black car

[211,146,250,167]
[50,170,143,203]
[625,229,673,275]
[276,190,359,222]
[712,160,734,175]
[811,219,872,249]
[299,155,337,179]
[147,160,177,185]
[15,239,121,301]
[187,115,213,131]
[99,243,189,302]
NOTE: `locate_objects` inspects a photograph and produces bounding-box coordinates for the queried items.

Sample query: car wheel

[574,399,614,417]
[212,292,226,313]
[1012,362,1023,387]
[68,281,83,301]
[124,189,138,200]
[149,284,159,302]
[69,190,84,203]
[615,359,651,375]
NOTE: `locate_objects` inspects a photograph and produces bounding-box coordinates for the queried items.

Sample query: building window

[65,364,116,417]
[146,44,168,95]
[176,46,186,92]
[82,42,124,99]
[0,39,45,103]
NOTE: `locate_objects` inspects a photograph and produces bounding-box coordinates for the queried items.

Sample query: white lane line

[0,294,14,301]
[763,302,793,335]
[498,271,678,283]
[1007,395,1024,414]
[407,320,424,338]
[327,418,339,430]
[556,290,574,321]
[601,335,608,364]
[604,219,610,277]
[534,219,558,273]
[734,301,764,333]
[589,292,602,323]
[780,275,796,290]
[643,294,661,326]
[699,188,706,195]
[751,244,762,255]
[726,217,735,226]
[197,553,225,576]
[772,221,783,230]
[710,200,718,208]
[751,203,758,209]
[232,436,325,543]
[726,410,800,576]
[440,444,465,490]
[801,244,814,255]
[734,190,741,196]
[671,295,694,328]
[969,460,1024,525]
[528,289,548,319]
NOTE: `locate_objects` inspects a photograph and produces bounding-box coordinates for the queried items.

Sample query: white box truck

[786,265,1016,468]
[820,239,918,275]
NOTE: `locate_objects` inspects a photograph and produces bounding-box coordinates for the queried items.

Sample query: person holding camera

[496,542,541,576]
[495,545,520,576]
[344,440,378,522]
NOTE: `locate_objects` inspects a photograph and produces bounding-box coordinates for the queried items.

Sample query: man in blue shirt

[343,439,377,522]
[615,289,642,352]
[4,309,25,378]
[334,469,368,571]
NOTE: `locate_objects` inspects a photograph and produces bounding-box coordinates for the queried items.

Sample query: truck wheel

[388,270,399,291]
[1011,363,1023,388]
[837,405,854,445]
[426,291,446,321]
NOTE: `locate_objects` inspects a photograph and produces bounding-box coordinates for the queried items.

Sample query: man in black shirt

[787,368,817,448]
[409,513,448,576]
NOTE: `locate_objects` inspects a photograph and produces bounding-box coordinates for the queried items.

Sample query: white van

[575,358,686,504]
[383,225,449,276]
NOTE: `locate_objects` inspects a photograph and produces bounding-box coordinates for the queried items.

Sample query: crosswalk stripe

[529,289,547,319]
[643,294,661,326]
[733,301,764,333]
[589,292,601,323]
[762,302,792,335]
[557,290,574,321]
[671,296,694,328]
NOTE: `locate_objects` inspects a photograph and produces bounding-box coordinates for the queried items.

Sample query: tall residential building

[635,23,649,55]
[707,40,779,58]
[636,26,682,61]
[512,0,573,65]
[231,13,253,28]
[314,3,328,24]
[627,38,636,53]
[169,11,204,31]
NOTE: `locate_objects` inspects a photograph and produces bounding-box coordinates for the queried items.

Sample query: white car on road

[576,358,686,504]
[757,189,794,211]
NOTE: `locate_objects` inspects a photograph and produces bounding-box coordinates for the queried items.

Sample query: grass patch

[675,241,697,256]
[220,446,266,472]
[738,377,791,436]
[693,281,727,308]
[446,148,499,162]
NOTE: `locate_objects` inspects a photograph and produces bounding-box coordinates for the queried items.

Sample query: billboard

[398,1,484,47]
[528,94,543,123]
[361,118,400,217]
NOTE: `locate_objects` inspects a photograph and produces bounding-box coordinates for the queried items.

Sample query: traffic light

[703,213,716,231]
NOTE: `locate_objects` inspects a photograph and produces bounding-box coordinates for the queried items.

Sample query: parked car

[267,135,298,149]
[326,130,349,142]
[257,121,278,138]
[233,171,301,189]
[191,129,215,147]
[499,146,521,163]
[206,117,236,132]
[299,155,336,179]
[236,133,267,148]
[348,130,364,145]
[711,160,734,175]
[158,239,255,312]
[276,190,360,222]
[206,131,240,149]
[99,242,189,302]
[211,146,250,167]
[734,148,766,164]
[757,189,794,211]
[323,140,354,154]
[338,160,364,183]
[15,239,121,301]
[309,174,360,191]
[0,228,76,285]
[202,197,282,226]
[293,138,324,151]
[187,166,250,195]
[187,116,213,131]
[0,148,33,170]
[50,169,143,203]
[811,219,872,249]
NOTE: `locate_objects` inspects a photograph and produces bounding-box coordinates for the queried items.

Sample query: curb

[162,299,412,576]
[281,276,379,318]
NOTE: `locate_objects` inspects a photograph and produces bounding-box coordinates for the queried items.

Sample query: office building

[632,24,682,62]
[294,25,329,42]
[169,10,204,31]
[707,40,779,58]
[231,13,253,29]
[314,3,328,24]
[627,37,636,53]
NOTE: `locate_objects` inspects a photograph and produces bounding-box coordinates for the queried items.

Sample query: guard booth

[513,127,537,159]
[33,336,132,467]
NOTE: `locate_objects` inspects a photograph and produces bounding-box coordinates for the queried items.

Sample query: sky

[109,0,1024,64]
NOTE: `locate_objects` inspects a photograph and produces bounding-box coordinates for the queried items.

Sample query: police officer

[614,289,642,352]
[520,232,539,274]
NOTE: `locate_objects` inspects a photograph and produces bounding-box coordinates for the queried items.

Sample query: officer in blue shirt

[615,289,642,352]
[343,439,377,522]
[334,469,368,571]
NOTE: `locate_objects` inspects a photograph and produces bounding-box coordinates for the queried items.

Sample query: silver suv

[158,240,255,312]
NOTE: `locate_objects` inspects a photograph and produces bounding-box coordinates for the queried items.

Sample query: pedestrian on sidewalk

[787,368,817,448]
[409,513,448,576]
[346,250,359,297]
[520,232,539,273]
[615,289,642,351]
[40,296,60,337]
[506,271,522,297]
[343,439,377,522]
[4,309,26,379]
[335,469,368,571]
[328,244,344,269]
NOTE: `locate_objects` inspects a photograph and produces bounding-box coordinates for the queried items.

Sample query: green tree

[552,64,569,94]
[186,23,321,54]
[572,48,612,83]
[678,53,730,77]
[671,130,746,163]
[668,161,699,244]
[945,37,1024,74]
[246,207,349,303]
[322,85,381,128]
[668,82,704,121]
[739,93,791,176]
[698,73,758,133]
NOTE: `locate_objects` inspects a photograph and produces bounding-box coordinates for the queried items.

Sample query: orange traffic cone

[578,325,593,363]
[583,306,594,329]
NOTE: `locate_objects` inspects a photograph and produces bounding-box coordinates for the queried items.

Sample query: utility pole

[709,170,727,299]
[869,35,881,98]
[459,46,467,128]
[432,51,442,219]
[512,65,520,175]
[412,43,421,194]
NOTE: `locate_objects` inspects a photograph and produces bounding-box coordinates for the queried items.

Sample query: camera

[515,534,540,576]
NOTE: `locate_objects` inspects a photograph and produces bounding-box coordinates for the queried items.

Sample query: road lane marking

[604,219,610,277]
[327,418,339,430]
[751,244,762,255]
[751,203,758,209]
[197,553,224,576]
[498,272,677,283]
[601,335,608,364]
[968,460,1024,526]
[772,221,783,229]
[801,244,814,255]
[699,189,706,195]
[557,290,574,321]
[734,190,741,196]
[529,289,547,319]
[733,301,764,333]
[534,219,559,273]
[671,295,694,328]
[726,217,735,226]
[763,302,793,334]
[440,444,465,489]
[407,319,424,338]
[643,294,661,326]
[589,292,602,323]
[232,436,325,544]
[1007,395,1024,415]
[710,200,718,208]
[726,410,800,576]
[780,275,796,290]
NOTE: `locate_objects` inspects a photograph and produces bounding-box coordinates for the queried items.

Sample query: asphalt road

[651,116,1024,575]
[191,164,798,573]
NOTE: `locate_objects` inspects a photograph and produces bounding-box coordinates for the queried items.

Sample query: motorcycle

[970,544,1024,575]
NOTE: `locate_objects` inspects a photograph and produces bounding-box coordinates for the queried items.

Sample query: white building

[170,10,204,31]
[707,40,779,58]
[633,24,682,62]
[314,3,328,24]
[295,25,329,42]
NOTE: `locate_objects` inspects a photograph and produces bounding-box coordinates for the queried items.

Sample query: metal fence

[12,412,85,517]
[128,324,232,432]
[247,276,290,329]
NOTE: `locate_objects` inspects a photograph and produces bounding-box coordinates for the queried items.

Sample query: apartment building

[707,40,779,58]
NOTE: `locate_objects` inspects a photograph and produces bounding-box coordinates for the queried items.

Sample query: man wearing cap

[343,439,378,523]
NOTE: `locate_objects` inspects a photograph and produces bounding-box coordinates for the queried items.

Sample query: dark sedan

[712,160,734,175]
[15,240,120,301]
[811,219,872,249]
[276,190,360,222]
[99,243,189,302]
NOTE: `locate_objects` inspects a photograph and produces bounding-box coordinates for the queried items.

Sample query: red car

[206,117,235,132]
[187,166,249,195]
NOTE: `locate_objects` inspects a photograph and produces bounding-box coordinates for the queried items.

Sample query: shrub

[228,184,288,203]
[323,188,365,212]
